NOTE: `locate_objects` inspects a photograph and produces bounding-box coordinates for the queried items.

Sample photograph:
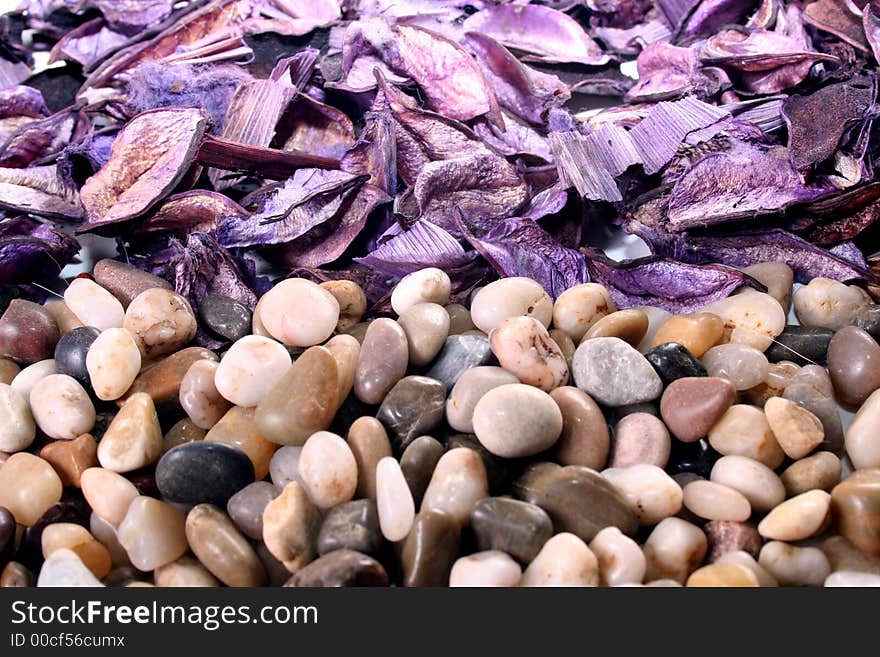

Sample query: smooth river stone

[831,469,880,556]
[445,304,475,335]
[400,436,444,507]
[117,496,188,571]
[581,309,649,348]
[227,481,279,540]
[782,383,844,454]
[660,377,735,443]
[157,442,254,506]
[0,383,35,452]
[163,419,205,452]
[743,261,793,312]
[0,358,19,384]
[376,376,446,451]
[346,416,392,500]
[445,434,510,495]
[590,526,646,586]
[758,541,830,587]
[845,388,880,469]
[686,562,758,587]
[268,445,303,488]
[325,334,359,402]
[123,288,197,358]
[40,433,98,488]
[822,535,880,574]
[682,480,751,522]
[401,509,461,587]
[471,277,553,334]
[421,448,488,526]
[298,431,358,510]
[85,328,141,401]
[258,278,340,347]
[398,302,449,367]
[320,280,366,333]
[827,326,880,408]
[572,337,662,407]
[793,277,868,330]
[44,301,83,335]
[764,396,824,459]
[254,346,339,446]
[702,343,769,391]
[10,358,56,400]
[610,412,670,468]
[470,497,553,564]
[643,517,707,584]
[516,464,637,542]
[824,571,880,587]
[93,258,172,307]
[37,548,104,588]
[425,334,493,390]
[354,318,408,405]
[179,359,230,430]
[489,316,568,391]
[704,520,762,562]
[708,404,785,468]
[186,504,266,587]
[549,386,609,469]
[0,300,59,364]
[765,326,833,365]
[376,456,414,541]
[198,294,252,343]
[0,453,62,526]
[204,406,275,480]
[650,312,724,358]
[710,455,784,513]
[390,268,451,314]
[1,562,33,587]
[155,555,220,587]
[317,499,382,557]
[214,336,291,408]
[852,303,880,340]
[645,342,707,386]
[41,523,111,579]
[472,383,562,458]
[552,283,615,342]
[521,532,598,587]
[262,482,322,572]
[449,550,522,587]
[81,468,139,525]
[285,549,388,587]
[96,393,163,473]
[603,464,682,525]
[447,366,519,434]
[54,326,99,388]
[64,278,124,332]
[758,490,831,541]
[120,347,217,415]
[780,451,841,496]
[702,291,787,352]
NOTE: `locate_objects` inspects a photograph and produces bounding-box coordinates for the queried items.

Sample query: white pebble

[390,268,451,315]
[450,551,522,587]
[710,455,785,513]
[589,526,646,586]
[471,277,553,334]
[214,336,291,407]
[10,359,56,399]
[521,533,598,587]
[793,277,869,330]
[552,283,615,342]
[643,518,707,584]
[682,480,752,522]
[758,541,830,587]
[63,278,124,331]
[29,374,95,440]
[602,464,682,525]
[257,279,340,347]
[376,456,414,542]
[37,548,104,587]
[86,328,142,401]
[298,431,357,510]
[0,383,35,452]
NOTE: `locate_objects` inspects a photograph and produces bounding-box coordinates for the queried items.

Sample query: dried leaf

[340,109,397,195]
[0,109,77,168]
[138,190,248,236]
[355,220,475,278]
[0,165,83,220]
[0,86,48,119]
[803,0,869,51]
[277,93,356,159]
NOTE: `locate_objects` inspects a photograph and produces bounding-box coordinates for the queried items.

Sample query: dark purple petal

[522,183,571,221]
[0,165,83,220]
[626,42,728,102]
[0,86,48,119]
[0,109,76,168]
[803,0,869,51]
[93,0,175,34]
[340,109,397,195]
[461,216,589,298]
[462,5,610,66]
[865,4,880,63]
[0,220,79,288]
[583,248,763,312]
[472,114,553,161]
[79,108,207,233]
[138,191,248,236]
[681,0,759,38]
[58,133,117,186]
[276,93,356,159]
[655,0,699,31]
[355,220,475,278]
[48,17,129,69]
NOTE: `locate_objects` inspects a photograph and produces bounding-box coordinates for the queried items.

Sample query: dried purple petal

[340,109,397,195]
[626,43,726,102]
[681,0,758,38]
[583,249,763,312]
[865,4,880,63]
[138,191,248,236]
[92,0,175,34]
[462,5,610,66]
[355,220,475,278]
[461,217,589,299]
[473,114,553,161]
[0,220,79,288]
[276,93,356,159]
[48,18,129,69]
[0,109,76,168]
[0,165,83,220]
[803,0,869,52]
[0,86,48,119]
[78,107,207,232]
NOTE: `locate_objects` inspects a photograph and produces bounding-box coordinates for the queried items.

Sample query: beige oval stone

[123,288,197,358]
[445,303,475,335]
[205,406,277,480]
[683,480,751,522]
[324,334,360,404]
[354,318,408,405]
[521,533,598,587]
[489,316,569,391]
[650,312,724,357]
[449,551,522,587]
[603,464,682,526]
[398,302,450,367]
[86,328,142,401]
[447,366,519,434]
[29,373,95,441]
[258,279,339,347]
[298,431,357,510]
[710,455,785,513]
[10,359,56,400]
[42,523,112,579]
[37,548,104,587]
[715,550,778,587]
[214,335,291,407]
[421,448,489,527]
[117,496,188,571]
[0,383,35,452]
[758,541,830,587]
[97,393,163,473]
[581,309,649,348]
[793,277,868,330]
[703,291,786,352]
[185,504,267,587]
[780,452,842,496]
[262,481,322,572]
[472,384,563,458]
[472,277,553,334]
[346,416,392,500]
[0,453,62,526]
[320,280,366,333]
[552,283,615,342]
[758,490,831,541]
[764,396,824,459]
[44,301,83,335]
[376,456,415,542]
[179,359,230,430]
[154,555,220,587]
[81,467,139,526]
[686,562,759,587]
[254,346,339,446]
[391,268,451,315]
[89,513,131,568]
[708,404,785,468]
[643,517,707,584]
[590,526,646,586]
[845,388,880,470]
[64,277,125,331]
[742,262,793,312]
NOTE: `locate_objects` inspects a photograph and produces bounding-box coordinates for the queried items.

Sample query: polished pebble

[636,307,672,353]
[743,261,793,312]
[298,431,358,510]
[783,383,844,454]
[603,464,682,525]
[36,548,104,587]
[398,302,450,366]
[164,418,205,453]
[822,535,880,574]
[268,445,303,489]
[198,294,252,342]
[206,406,276,479]
[793,277,868,330]
[425,334,492,390]
[376,456,415,541]
[472,277,553,334]
[421,448,488,527]
[227,481,279,541]
[214,335,291,407]
[10,358,56,400]
[715,550,777,586]
[589,526,645,586]
[827,326,880,408]
[758,490,831,541]
[40,433,97,487]
[0,453,62,526]
[0,383,35,452]
[285,549,388,587]
[552,283,615,342]
[707,404,785,468]
[610,412,670,468]
[345,417,391,500]
[445,303,475,335]
[490,316,569,391]
[764,396,824,459]
[852,303,880,340]
[157,442,254,506]
[317,499,382,557]
[447,366,519,434]
[643,517,707,584]
[1,562,33,587]
[582,309,648,348]
[399,436,444,507]
[64,278,124,333]
[758,541,830,587]
[470,497,553,564]
[86,328,141,401]
[704,520,762,562]
[41,523,111,579]
[123,288,197,358]
[155,555,220,587]
[376,376,446,451]
[262,482,322,572]
[780,451,842,496]
[473,384,562,458]
[117,496,188,571]
[354,318,408,404]
[93,258,172,307]
[765,326,833,365]
[44,301,84,335]
[650,312,724,357]
[644,342,707,385]
[661,377,736,443]
[391,268,451,315]
[96,393,163,473]
[450,551,521,587]
[824,571,880,587]
[324,334,359,403]
[255,346,339,446]
[53,326,100,387]
[710,455,785,513]
[186,504,267,586]
[30,374,96,441]
[682,480,751,522]
[258,278,339,347]
[179,359,230,430]
[81,468,139,526]
[702,343,769,390]
[119,347,216,415]
[572,337,662,407]
[831,469,880,556]
[845,388,880,469]
[0,300,59,363]
[401,509,460,587]
[320,280,366,333]
[549,386,610,469]
[702,291,786,352]
[686,562,758,587]
[521,533,598,587]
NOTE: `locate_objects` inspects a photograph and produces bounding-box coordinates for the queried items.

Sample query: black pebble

[645,342,707,386]
[199,294,252,343]
[666,439,721,479]
[156,442,255,506]
[317,500,383,557]
[0,506,15,565]
[54,326,100,387]
[16,495,91,571]
[764,325,833,365]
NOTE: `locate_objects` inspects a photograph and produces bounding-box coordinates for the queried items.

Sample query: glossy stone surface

[39,433,98,488]
[845,388,880,469]
[793,278,868,330]
[354,318,408,405]
[702,343,769,391]
[764,326,833,365]
[702,291,786,352]
[117,497,188,572]
[86,327,141,401]
[472,277,553,334]
[704,520,762,562]
[764,396,824,459]
[198,294,252,342]
[0,300,59,364]
[708,404,785,469]
[603,464,682,525]
[661,377,736,443]
[827,326,880,408]
[400,509,460,587]
[643,517,707,584]
[572,337,662,407]
[81,468,139,526]
[96,393,163,473]
[831,469,880,556]
[120,347,217,415]
[398,302,449,367]
[549,386,609,469]
[346,416,391,500]
[214,336,291,408]
[489,316,569,391]
[399,436,444,507]
[205,406,276,480]
[63,278,124,332]
[262,482,322,571]
[0,383,35,452]
[376,456,414,541]
[421,448,488,526]
[53,326,100,387]
[783,383,844,454]
[41,522,111,579]
[424,334,493,390]
[298,431,358,510]
[376,376,446,451]
[258,278,339,347]
[758,490,831,541]
[227,481,279,541]
[178,359,230,430]
[185,504,267,587]
[552,283,615,342]
[470,497,553,564]
[0,453,62,526]
[447,366,519,434]
[650,312,724,358]
[610,412,670,468]
[285,549,388,587]
[93,258,172,307]
[473,383,562,458]
[742,261,793,312]
[320,280,366,333]
[254,346,339,446]
[157,442,254,506]
[317,499,382,557]
[644,342,707,386]
[582,309,649,348]
[780,451,841,496]
[521,532,598,587]
[590,526,646,586]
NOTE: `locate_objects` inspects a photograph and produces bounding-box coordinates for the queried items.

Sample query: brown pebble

[0,562,33,587]
[0,300,59,364]
[93,258,172,308]
[319,280,366,333]
[44,301,83,335]
[185,504,267,587]
[780,452,841,496]
[118,347,217,415]
[651,312,724,358]
[0,358,19,385]
[763,396,824,459]
[354,318,408,404]
[206,406,276,480]
[39,433,98,488]
[582,309,649,348]
[827,326,880,408]
[660,377,736,443]
[821,536,880,575]
[401,509,461,587]
[831,468,880,556]
[163,418,206,452]
[262,482,322,572]
[549,386,610,469]
[400,436,444,507]
[704,520,763,562]
[346,417,392,500]
[284,549,388,587]
[686,562,759,587]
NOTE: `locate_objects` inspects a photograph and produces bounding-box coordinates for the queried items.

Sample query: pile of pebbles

[1,260,879,587]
